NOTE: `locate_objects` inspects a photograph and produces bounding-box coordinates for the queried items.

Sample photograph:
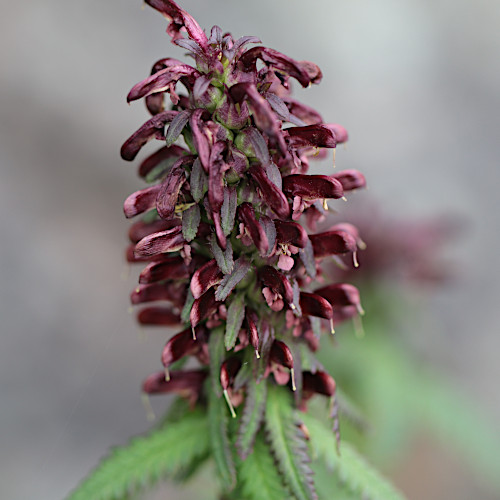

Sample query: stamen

[332,148,336,168]
[141,393,156,422]
[341,196,347,202]
[357,303,365,316]
[353,314,365,339]
[353,251,359,268]
[191,326,197,340]
[164,367,170,382]
[223,389,237,418]
[291,368,297,392]
[290,303,296,310]
[255,349,260,359]
[322,199,329,211]
[357,238,367,251]
[330,318,335,335]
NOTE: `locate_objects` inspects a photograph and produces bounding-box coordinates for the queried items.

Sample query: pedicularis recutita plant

[69,2,407,499]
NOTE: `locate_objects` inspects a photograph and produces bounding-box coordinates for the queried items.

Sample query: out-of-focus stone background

[1,1,499,499]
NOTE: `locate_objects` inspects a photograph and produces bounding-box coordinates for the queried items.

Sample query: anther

[191,326,197,340]
[353,251,359,268]
[330,318,335,335]
[164,367,170,382]
[291,368,297,392]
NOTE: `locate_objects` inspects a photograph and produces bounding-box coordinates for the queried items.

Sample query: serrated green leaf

[237,433,289,500]
[302,413,406,500]
[299,238,316,279]
[182,204,201,242]
[190,158,208,203]
[66,408,210,500]
[225,293,245,351]
[265,162,282,190]
[265,385,317,500]
[259,216,276,257]
[236,378,267,459]
[208,332,237,490]
[311,460,359,500]
[166,110,191,147]
[221,187,238,237]
[210,234,234,275]
[215,258,251,301]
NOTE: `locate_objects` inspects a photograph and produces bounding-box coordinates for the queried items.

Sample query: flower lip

[314,283,362,311]
[258,266,294,305]
[322,123,348,144]
[332,170,366,192]
[302,370,336,397]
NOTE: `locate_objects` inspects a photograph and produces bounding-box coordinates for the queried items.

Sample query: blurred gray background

[1,0,499,499]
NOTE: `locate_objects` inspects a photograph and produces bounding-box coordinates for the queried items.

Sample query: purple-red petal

[258,265,294,304]
[145,0,208,48]
[137,306,181,326]
[274,220,309,248]
[299,292,333,319]
[134,227,185,258]
[190,259,223,299]
[121,110,178,161]
[123,185,162,219]
[332,170,366,191]
[239,203,269,256]
[139,256,188,284]
[249,164,290,219]
[284,125,336,149]
[309,230,357,258]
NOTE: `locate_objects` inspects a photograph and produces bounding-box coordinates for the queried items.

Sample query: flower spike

[121,3,366,493]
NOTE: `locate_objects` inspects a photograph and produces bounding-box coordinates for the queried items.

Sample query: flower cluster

[122,0,366,421]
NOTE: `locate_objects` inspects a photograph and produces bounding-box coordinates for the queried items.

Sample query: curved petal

[120,110,178,161]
